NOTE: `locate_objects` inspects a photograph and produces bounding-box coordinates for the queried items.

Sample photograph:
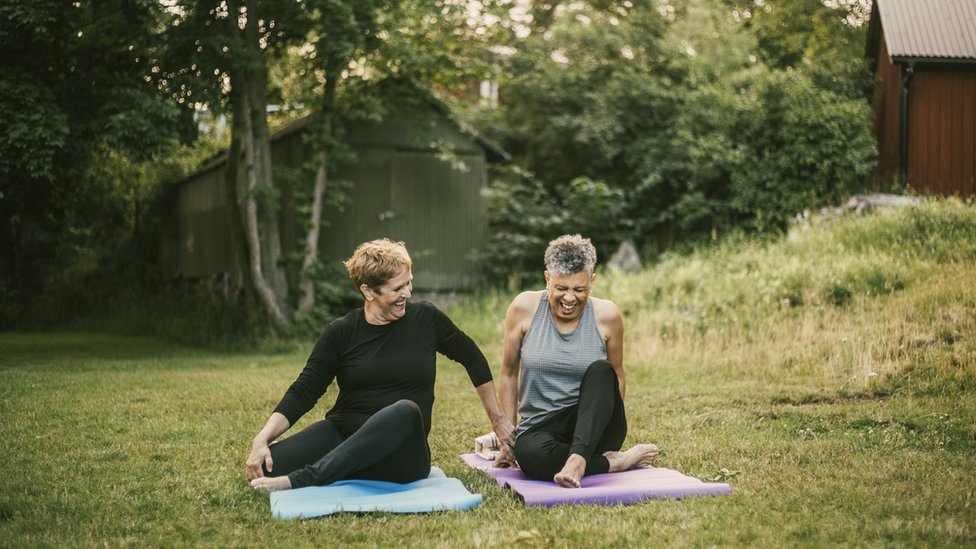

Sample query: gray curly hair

[544,234,597,276]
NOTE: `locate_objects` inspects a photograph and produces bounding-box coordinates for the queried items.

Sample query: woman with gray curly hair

[494,234,658,488]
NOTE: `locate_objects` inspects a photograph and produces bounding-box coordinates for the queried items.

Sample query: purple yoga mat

[460,453,731,507]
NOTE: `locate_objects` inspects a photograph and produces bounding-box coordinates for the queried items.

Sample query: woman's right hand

[245,413,290,481]
[245,441,273,481]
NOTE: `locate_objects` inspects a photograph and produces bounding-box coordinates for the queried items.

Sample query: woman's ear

[360,284,372,300]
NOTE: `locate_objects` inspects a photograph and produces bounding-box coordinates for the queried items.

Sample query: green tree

[728,69,876,229]
[0,0,183,322]
[489,0,676,232]
[273,0,509,320]
[483,167,628,286]
[158,0,309,332]
[479,0,876,262]
[290,0,394,316]
[728,0,873,98]
[290,0,512,314]
[158,1,510,330]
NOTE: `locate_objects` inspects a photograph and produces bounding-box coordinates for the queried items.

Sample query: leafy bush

[481,166,628,287]
[727,70,877,230]
[477,1,878,270]
[291,259,363,339]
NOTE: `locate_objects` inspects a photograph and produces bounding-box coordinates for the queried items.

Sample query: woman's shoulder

[332,307,363,326]
[407,300,452,325]
[515,289,545,303]
[308,308,360,354]
[408,300,440,317]
[318,308,362,336]
[589,296,622,322]
[508,290,543,315]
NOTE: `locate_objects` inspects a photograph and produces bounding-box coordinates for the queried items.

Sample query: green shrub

[727,70,877,231]
[480,166,628,287]
[291,259,363,339]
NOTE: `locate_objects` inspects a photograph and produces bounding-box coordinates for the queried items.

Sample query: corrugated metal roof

[877,0,976,60]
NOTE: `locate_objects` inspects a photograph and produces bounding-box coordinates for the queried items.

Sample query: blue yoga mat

[269,467,483,519]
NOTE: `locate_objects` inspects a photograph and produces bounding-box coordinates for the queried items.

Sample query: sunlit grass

[1,198,974,547]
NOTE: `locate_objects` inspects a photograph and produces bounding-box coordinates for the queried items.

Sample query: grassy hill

[1,199,973,547]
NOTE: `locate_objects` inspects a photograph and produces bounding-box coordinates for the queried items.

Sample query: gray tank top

[515,292,607,437]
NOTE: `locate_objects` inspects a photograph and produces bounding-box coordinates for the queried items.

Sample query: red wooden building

[866,0,976,196]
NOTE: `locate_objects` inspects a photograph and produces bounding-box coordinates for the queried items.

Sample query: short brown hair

[344,238,412,290]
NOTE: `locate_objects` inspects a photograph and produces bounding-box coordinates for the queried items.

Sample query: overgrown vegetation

[479,0,877,284]
[2,200,973,547]
[2,0,881,333]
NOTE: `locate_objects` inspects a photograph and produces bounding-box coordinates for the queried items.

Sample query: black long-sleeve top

[273,301,493,436]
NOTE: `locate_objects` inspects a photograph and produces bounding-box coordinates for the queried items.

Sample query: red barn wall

[907,67,976,197]
[871,37,904,189]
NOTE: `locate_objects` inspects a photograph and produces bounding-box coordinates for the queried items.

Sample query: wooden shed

[866,0,976,196]
[160,95,507,294]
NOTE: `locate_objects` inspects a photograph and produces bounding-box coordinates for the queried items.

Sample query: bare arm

[474,380,515,453]
[498,292,536,422]
[595,298,626,399]
[244,412,291,480]
[494,292,537,467]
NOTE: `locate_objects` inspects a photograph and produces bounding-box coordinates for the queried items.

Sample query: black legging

[514,359,627,480]
[265,399,431,489]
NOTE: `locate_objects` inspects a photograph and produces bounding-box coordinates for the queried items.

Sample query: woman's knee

[582,359,617,388]
[390,399,422,416]
[586,359,614,376]
[385,399,424,429]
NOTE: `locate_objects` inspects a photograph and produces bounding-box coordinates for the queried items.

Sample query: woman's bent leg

[515,360,627,481]
[265,420,345,477]
[513,413,574,481]
[287,399,430,489]
[569,359,627,475]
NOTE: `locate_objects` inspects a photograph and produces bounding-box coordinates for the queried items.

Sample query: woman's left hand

[491,416,518,468]
[492,443,518,468]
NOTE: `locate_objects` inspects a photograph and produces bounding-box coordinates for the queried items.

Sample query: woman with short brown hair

[246,238,514,491]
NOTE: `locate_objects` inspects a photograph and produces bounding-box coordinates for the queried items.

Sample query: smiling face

[544,270,594,324]
[363,267,413,325]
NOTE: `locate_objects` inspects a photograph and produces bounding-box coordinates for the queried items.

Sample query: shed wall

[907,67,976,196]
[163,106,491,293]
[160,163,241,283]
[871,37,903,188]
[274,117,488,291]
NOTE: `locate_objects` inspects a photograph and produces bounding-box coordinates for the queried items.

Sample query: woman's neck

[363,303,386,325]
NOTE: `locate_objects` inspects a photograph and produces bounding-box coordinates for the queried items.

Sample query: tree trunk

[297,75,339,316]
[224,117,255,303]
[232,81,290,333]
[223,0,291,333]
[246,61,291,318]
[296,159,326,315]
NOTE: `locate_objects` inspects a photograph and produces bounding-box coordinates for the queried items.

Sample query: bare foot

[250,475,292,492]
[604,444,659,472]
[553,453,587,488]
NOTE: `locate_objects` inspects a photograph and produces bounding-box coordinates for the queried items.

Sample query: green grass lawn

[1,200,974,547]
